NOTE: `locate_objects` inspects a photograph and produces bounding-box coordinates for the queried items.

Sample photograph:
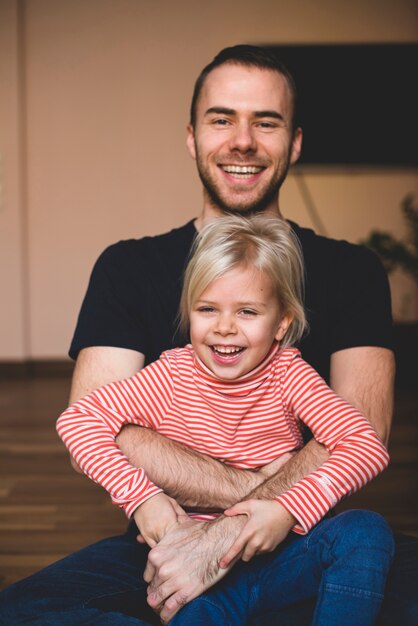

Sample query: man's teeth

[213,346,243,355]
[222,165,262,175]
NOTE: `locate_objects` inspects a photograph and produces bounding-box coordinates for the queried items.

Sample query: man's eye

[213,118,230,126]
[257,122,276,129]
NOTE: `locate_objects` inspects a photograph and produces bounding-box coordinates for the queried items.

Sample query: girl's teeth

[213,346,243,354]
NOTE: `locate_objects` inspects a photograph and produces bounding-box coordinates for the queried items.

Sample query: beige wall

[1,0,417,360]
[0,0,26,359]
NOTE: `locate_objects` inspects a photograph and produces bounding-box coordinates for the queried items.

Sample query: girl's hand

[133,493,188,548]
[219,499,296,568]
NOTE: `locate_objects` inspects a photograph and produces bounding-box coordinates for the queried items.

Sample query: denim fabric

[251,531,418,626]
[0,523,159,625]
[170,510,394,626]
[0,510,415,625]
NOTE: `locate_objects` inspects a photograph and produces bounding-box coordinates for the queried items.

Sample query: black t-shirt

[69,219,393,383]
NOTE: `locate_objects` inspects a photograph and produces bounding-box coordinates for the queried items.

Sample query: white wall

[1,0,417,359]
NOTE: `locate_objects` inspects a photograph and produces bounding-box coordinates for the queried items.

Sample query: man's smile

[220,165,264,176]
[218,164,266,184]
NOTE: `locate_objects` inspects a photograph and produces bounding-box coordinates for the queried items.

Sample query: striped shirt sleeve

[275,355,389,534]
[56,355,174,517]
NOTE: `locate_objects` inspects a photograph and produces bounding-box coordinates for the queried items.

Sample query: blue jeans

[170,510,394,625]
[0,510,413,625]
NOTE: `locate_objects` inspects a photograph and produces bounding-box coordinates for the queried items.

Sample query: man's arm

[117,425,291,511]
[116,412,329,510]
[68,346,145,472]
[69,346,146,403]
[330,346,395,445]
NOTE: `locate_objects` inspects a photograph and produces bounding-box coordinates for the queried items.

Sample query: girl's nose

[215,313,237,335]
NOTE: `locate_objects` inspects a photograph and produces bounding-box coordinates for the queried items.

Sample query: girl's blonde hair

[180,214,307,347]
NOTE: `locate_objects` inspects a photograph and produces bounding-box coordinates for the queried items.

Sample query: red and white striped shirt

[57,345,389,534]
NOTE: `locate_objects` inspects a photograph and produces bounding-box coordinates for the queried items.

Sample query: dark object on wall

[265,43,417,167]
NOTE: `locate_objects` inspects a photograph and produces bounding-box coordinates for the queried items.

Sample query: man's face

[187,63,302,218]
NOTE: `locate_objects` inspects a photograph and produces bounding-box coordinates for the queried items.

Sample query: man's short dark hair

[190,44,298,131]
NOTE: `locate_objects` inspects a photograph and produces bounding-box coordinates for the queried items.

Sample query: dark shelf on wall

[264,43,418,168]
[393,323,418,390]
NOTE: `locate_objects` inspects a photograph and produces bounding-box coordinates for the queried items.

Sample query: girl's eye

[197,306,215,313]
[240,309,257,316]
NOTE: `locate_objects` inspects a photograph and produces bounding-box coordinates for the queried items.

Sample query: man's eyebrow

[204,107,236,117]
[254,110,284,121]
[204,107,285,121]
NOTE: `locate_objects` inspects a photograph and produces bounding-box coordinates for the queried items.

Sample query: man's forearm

[197,440,328,557]
[116,425,262,510]
[117,425,328,510]
[247,437,329,499]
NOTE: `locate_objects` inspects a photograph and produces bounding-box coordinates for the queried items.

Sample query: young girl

[57,215,393,625]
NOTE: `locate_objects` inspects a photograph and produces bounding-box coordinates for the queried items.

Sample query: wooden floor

[0,373,417,591]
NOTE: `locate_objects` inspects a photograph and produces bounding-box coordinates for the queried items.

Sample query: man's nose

[228,122,256,153]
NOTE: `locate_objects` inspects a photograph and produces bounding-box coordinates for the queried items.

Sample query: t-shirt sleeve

[69,243,148,359]
[330,245,393,353]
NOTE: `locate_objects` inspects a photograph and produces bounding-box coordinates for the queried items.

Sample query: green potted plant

[361,194,418,284]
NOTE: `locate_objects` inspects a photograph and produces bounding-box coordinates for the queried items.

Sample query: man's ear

[186,124,196,160]
[275,314,294,342]
[290,127,302,165]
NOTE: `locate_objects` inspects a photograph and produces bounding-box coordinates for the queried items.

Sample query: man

[0,45,415,625]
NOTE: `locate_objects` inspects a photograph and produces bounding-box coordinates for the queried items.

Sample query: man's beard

[195,150,291,216]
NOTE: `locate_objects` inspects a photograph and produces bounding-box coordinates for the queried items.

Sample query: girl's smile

[189,264,292,380]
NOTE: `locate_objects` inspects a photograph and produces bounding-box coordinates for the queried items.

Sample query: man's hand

[220,499,295,567]
[140,448,321,622]
[144,515,246,623]
[133,493,189,548]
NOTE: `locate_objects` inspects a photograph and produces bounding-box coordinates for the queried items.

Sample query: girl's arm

[56,357,173,518]
[273,354,389,534]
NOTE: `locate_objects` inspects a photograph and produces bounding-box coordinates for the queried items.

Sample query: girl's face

[189,264,292,380]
